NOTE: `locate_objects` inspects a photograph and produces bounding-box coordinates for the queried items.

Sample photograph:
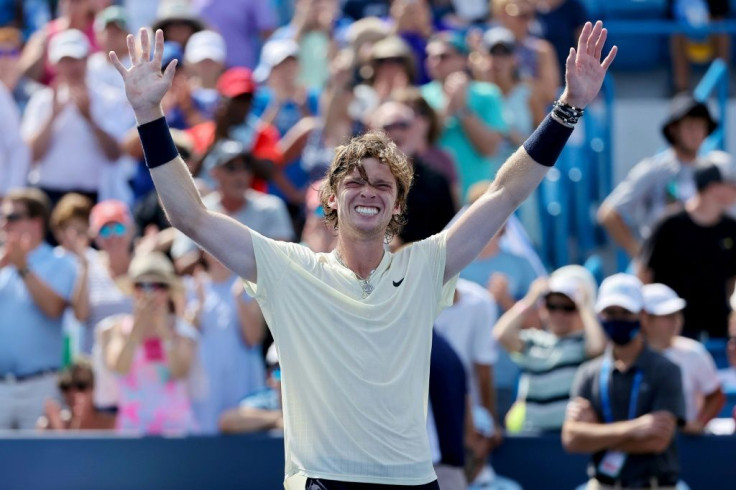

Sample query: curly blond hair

[319,131,414,240]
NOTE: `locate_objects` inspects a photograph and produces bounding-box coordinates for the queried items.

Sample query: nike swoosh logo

[393,278,405,287]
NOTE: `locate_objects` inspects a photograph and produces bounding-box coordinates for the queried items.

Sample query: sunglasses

[99,222,127,238]
[134,281,170,293]
[1,212,30,223]
[375,56,405,65]
[222,161,250,173]
[382,121,411,132]
[59,381,92,392]
[545,302,577,313]
[489,46,514,56]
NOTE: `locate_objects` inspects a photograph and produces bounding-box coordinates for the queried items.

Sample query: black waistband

[595,475,679,488]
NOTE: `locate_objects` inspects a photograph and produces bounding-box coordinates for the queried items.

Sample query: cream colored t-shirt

[244,230,458,485]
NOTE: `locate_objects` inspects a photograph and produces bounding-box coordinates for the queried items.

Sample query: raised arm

[444,21,617,282]
[110,29,257,282]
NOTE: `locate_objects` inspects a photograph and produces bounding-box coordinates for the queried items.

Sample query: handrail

[605,19,736,36]
[693,58,728,152]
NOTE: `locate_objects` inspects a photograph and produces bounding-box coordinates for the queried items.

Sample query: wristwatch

[17,266,30,279]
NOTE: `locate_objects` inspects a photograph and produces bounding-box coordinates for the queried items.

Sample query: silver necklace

[334,250,379,298]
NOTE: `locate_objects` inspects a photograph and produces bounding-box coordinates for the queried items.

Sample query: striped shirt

[512,328,587,432]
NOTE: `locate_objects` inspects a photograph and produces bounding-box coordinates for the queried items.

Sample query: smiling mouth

[355,206,379,216]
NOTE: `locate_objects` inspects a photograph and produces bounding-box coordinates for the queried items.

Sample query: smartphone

[143,338,164,362]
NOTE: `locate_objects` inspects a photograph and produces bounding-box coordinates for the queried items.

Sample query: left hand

[0,232,31,270]
[566,397,599,423]
[69,84,92,120]
[559,21,617,109]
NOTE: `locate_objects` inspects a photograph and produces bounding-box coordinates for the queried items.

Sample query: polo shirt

[570,345,686,485]
[0,243,76,376]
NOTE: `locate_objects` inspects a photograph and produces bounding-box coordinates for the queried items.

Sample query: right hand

[524,277,550,303]
[109,29,177,123]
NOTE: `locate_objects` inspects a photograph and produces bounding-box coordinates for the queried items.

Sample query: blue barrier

[1,432,734,489]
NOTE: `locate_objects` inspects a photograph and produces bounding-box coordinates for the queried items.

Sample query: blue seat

[705,338,729,369]
[606,0,668,18]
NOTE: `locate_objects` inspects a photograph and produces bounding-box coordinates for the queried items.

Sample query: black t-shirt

[641,209,736,338]
[399,158,456,244]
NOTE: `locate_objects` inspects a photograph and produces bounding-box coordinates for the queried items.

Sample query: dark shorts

[305,478,440,490]
[668,0,730,18]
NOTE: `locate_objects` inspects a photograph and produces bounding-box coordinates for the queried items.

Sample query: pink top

[115,316,198,435]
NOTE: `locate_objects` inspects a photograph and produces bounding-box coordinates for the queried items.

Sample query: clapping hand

[559,21,617,109]
[109,29,177,124]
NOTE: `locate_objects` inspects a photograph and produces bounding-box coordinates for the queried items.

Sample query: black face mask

[601,318,641,345]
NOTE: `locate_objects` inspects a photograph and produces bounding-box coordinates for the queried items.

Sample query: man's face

[426,41,465,81]
[708,181,736,208]
[212,156,253,199]
[96,23,128,53]
[328,158,400,240]
[642,311,682,345]
[371,103,417,155]
[56,56,87,84]
[269,56,299,88]
[0,200,38,241]
[670,116,708,155]
[543,293,580,336]
[599,306,639,322]
[219,95,252,125]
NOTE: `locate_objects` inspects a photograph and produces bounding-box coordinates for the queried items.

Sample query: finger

[566,47,576,74]
[140,28,151,63]
[162,58,178,84]
[153,29,164,68]
[601,45,618,71]
[587,21,603,56]
[577,21,592,57]
[127,33,139,65]
[594,28,608,60]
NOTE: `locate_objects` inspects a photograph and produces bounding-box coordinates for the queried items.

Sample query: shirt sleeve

[601,157,658,222]
[0,84,29,194]
[242,229,298,304]
[693,344,723,396]
[640,216,670,273]
[568,362,596,417]
[416,231,459,316]
[38,252,77,302]
[651,360,687,423]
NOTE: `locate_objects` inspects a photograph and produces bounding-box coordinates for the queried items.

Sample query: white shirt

[434,278,498,407]
[244,230,457,485]
[21,83,130,192]
[664,336,722,422]
[0,83,29,195]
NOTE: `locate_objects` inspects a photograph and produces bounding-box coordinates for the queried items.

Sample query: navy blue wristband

[522,114,574,167]
[137,117,179,169]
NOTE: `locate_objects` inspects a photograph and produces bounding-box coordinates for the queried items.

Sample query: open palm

[562,21,618,109]
[109,29,177,118]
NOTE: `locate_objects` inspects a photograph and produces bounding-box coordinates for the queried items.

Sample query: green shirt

[421,80,508,201]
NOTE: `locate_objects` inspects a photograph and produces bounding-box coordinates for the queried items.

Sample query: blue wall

[1,432,734,489]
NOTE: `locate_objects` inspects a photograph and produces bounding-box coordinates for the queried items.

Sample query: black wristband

[522,113,574,167]
[137,117,179,169]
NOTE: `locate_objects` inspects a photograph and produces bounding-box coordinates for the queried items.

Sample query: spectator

[490,0,560,108]
[366,35,417,103]
[422,31,507,201]
[668,0,730,94]
[0,26,44,111]
[495,267,605,433]
[270,0,340,90]
[183,30,227,120]
[533,0,588,78]
[185,251,266,434]
[193,0,277,70]
[100,251,198,435]
[37,358,116,430]
[598,95,719,260]
[392,87,461,207]
[641,283,725,434]
[0,0,51,41]
[21,28,126,206]
[150,0,204,48]
[0,78,30,198]
[219,343,283,433]
[562,274,686,490]
[717,311,736,390]
[391,0,435,84]
[171,139,294,274]
[186,67,284,194]
[639,157,736,339]
[14,0,100,87]
[369,100,456,246]
[88,6,131,93]
[299,180,337,253]
[433,279,501,488]
[160,41,207,130]
[0,188,77,430]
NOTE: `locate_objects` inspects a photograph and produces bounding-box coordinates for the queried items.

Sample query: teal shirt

[421,80,508,201]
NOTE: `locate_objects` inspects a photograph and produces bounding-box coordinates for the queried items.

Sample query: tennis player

[111,22,616,490]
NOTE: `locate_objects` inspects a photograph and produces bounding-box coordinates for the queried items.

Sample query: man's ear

[327,194,337,210]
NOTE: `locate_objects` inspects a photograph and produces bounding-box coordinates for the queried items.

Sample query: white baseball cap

[548,265,597,310]
[253,38,299,83]
[595,273,644,314]
[49,29,90,64]
[643,283,686,316]
[184,30,226,65]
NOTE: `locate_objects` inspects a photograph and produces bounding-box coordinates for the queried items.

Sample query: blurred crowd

[0,0,735,489]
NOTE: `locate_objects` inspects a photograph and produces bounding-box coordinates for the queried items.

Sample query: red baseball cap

[89,200,132,236]
[216,67,256,98]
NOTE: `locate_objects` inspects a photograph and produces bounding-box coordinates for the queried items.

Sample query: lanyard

[599,357,643,424]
